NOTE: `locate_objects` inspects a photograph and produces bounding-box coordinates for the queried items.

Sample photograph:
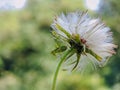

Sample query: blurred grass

[0,0,120,90]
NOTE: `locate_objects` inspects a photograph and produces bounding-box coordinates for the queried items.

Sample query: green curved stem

[52,50,72,90]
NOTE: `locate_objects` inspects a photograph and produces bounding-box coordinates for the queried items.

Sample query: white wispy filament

[51,10,117,72]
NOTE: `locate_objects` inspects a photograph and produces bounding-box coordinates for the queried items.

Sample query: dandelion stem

[52,50,72,90]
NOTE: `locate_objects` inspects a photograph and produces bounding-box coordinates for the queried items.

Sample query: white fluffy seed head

[51,10,117,72]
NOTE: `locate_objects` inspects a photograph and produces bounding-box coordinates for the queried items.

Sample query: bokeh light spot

[85,0,100,11]
[0,0,26,10]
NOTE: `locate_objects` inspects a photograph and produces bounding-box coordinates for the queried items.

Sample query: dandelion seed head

[51,10,117,72]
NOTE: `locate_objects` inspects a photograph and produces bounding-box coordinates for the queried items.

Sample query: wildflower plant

[51,10,117,90]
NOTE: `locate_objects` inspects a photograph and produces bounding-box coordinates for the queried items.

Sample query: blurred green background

[0,0,120,90]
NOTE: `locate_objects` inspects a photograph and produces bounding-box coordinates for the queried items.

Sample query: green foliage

[0,0,120,90]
